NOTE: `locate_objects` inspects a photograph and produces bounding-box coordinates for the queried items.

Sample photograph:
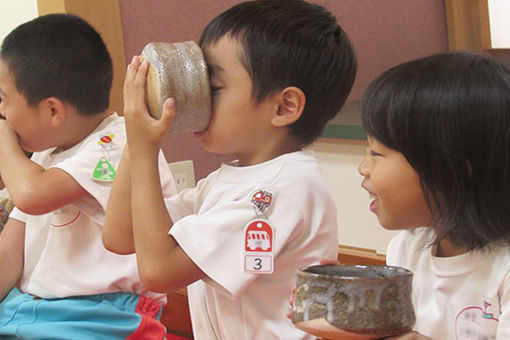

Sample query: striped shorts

[0,288,166,339]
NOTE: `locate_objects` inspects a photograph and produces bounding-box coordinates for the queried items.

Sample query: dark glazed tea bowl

[291,265,415,339]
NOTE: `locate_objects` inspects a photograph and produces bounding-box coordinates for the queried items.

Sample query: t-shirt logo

[455,300,498,339]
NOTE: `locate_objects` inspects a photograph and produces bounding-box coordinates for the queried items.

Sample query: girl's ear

[271,86,305,127]
[38,97,67,128]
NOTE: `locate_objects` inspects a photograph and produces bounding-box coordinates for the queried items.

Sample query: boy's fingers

[123,56,151,119]
[124,55,140,87]
[124,55,146,94]
[133,59,149,88]
[129,60,149,113]
[123,56,139,105]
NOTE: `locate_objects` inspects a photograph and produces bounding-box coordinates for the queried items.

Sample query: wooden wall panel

[445,0,491,51]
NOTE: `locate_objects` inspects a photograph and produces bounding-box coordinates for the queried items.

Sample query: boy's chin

[194,133,211,150]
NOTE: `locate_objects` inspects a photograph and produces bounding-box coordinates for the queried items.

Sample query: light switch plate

[168,160,195,192]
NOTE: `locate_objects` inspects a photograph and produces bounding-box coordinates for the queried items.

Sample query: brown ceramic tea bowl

[141,41,211,134]
[291,264,415,339]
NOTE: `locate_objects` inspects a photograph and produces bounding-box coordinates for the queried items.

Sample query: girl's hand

[287,258,339,319]
[122,55,175,154]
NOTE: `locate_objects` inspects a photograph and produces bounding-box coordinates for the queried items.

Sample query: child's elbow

[102,229,135,255]
[138,264,176,294]
[11,189,47,215]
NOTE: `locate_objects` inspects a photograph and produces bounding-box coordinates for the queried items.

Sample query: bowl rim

[297,264,413,281]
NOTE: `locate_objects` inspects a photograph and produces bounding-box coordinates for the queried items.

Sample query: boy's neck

[54,110,113,152]
[236,137,303,167]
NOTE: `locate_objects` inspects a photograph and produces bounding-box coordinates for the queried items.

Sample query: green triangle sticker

[92,157,116,182]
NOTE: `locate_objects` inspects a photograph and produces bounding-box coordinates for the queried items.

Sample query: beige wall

[488,0,510,48]
[0,1,38,44]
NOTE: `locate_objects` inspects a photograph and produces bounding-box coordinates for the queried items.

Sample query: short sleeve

[169,186,304,298]
[7,207,27,223]
[50,122,126,211]
[167,152,338,300]
[38,116,176,224]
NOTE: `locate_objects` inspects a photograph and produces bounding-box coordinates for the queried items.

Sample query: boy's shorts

[0,287,166,340]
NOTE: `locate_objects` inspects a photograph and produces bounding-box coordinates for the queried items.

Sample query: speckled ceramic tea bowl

[291,264,415,339]
[141,41,211,134]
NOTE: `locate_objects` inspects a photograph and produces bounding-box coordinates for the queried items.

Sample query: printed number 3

[253,258,262,270]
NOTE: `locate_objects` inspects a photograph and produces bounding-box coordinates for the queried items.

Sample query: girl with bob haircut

[359,52,510,339]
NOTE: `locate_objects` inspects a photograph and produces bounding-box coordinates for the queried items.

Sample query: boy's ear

[38,97,67,127]
[271,86,305,127]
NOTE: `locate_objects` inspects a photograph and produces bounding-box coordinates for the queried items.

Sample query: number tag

[243,219,274,274]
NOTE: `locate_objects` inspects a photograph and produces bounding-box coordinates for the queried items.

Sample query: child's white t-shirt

[9,113,176,304]
[387,228,510,339]
[167,151,338,339]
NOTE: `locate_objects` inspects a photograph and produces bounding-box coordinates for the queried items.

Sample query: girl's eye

[369,150,383,157]
[210,86,221,94]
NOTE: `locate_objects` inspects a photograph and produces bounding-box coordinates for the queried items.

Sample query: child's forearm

[129,148,196,293]
[0,124,44,209]
[103,146,135,254]
[0,218,25,301]
[130,148,173,256]
[0,121,88,215]
[122,55,205,292]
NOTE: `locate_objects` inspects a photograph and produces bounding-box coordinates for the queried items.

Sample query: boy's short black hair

[199,0,357,145]
[1,13,112,115]
[361,52,510,250]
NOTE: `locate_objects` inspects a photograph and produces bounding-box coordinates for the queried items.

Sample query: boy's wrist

[127,145,161,175]
[127,143,160,160]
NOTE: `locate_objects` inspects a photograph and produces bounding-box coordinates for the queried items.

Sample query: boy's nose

[358,155,368,176]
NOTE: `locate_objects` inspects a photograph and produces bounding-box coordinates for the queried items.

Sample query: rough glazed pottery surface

[141,41,211,134]
[291,265,415,339]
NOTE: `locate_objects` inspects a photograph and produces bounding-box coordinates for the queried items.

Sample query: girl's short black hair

[1,14,113,115]
[199,0,357,145]
[362,52,510,250]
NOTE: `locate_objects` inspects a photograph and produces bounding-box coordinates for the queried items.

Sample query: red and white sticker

[244,219,274,274]
[251,190,273,213]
